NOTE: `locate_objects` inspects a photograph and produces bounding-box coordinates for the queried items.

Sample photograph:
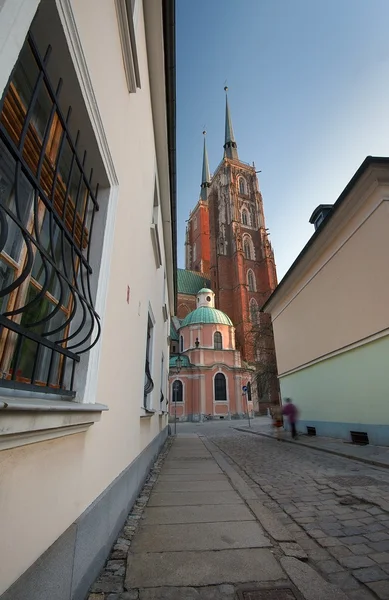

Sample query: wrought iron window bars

[0,33,101,396]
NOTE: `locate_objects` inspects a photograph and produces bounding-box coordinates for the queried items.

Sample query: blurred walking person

[271,404,283,440]
[282,398,298,439]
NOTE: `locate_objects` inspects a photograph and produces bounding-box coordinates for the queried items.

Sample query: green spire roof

[197,288,213,294]
[177,269,211,296]
[200,132,211,201]
[223,87,238,160]
[181,306,233,327]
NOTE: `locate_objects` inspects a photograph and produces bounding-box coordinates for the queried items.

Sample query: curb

[233,427,389,471]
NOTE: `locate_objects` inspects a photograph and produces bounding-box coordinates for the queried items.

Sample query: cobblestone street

[207,428,389,600]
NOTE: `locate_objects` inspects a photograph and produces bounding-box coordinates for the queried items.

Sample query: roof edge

[262,156,389,312]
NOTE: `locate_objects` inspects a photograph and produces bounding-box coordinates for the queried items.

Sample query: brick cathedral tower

[208,88,277,363]
[182,89,279,404]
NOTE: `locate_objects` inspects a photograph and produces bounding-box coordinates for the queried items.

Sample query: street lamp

[174,355,183,435]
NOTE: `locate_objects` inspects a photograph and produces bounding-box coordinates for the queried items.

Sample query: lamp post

[174,355,183,435]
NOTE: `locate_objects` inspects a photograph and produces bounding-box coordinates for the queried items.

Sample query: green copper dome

[181,306,233,327]
[197,288,213,294]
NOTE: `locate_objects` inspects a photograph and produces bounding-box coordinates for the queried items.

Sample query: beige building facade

[0,0,176,597]
[263,158,389,445]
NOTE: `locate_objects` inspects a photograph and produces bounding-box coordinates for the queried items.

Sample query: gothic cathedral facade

[180,89,279,404]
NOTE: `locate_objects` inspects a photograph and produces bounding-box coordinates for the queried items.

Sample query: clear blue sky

[176,0,389,279]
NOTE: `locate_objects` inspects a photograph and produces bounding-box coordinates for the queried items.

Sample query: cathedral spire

[223,86,238,160]
[200,130,211,200]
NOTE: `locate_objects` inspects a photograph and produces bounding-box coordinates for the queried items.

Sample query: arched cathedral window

[239,177,247,195]
[250,298,258,323]
[214,331,223,350]
[247,270,256,292]
[243,235,254,261]
[242,209,249,226]
[214,373,227,401]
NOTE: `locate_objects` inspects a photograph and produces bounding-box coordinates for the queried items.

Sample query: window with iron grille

[0,34,101,397]
[214,372,227,401]
[214,331,222,350]
[144,315,154,408]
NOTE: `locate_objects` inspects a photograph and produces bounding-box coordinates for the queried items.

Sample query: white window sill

[140,407,156,418]
[0,397,108,451]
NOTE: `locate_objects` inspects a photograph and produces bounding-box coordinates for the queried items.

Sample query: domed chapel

[169,288,254,421]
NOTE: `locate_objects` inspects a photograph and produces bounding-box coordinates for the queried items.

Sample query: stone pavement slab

[147,490,243,506]
[157,472,227,481]
[162,465,223,474]
[153,479,233,492]
[247,498,295,542]
[126,548,285,588]
[163,460,220,469]
[366,580,389,599]
[281,557,349,600]
[131,520,271,552]
[142,504,255,525]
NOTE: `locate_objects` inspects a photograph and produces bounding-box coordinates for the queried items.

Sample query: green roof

[170,321,179,341]
[169,354,191,368]
[198,288,213,294]
[177,269,211,296]
[181,306,233,327]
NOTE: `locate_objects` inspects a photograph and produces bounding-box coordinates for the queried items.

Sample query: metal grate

[306,426,316,436]
[0,33,101,395]
[350,431,369,445]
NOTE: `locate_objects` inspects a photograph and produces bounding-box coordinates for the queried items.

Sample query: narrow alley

[89,424,389,600]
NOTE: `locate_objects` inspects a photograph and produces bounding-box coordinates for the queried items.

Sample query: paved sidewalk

[235,422,389,470]
[89,433,352,600]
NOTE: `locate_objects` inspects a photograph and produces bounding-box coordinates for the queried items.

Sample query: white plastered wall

[0,0,171,592]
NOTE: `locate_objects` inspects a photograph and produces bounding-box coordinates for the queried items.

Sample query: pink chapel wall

[170,321,253,421]
[180,323,235,352]
[169,365,253,421]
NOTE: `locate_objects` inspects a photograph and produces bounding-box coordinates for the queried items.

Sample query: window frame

[214,372,227,402]
[243,235,254,261]
[239,177,246,195]
[115,0,141,94]
[0,0,121,450]
[0,33,101,397]
[172,378,183,402]
[247,269,256,292]
[214,331,222,350]
[144,311,155,410]
[250,298,258,323]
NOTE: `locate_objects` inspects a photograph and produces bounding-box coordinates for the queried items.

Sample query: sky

[176,0,389,280]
